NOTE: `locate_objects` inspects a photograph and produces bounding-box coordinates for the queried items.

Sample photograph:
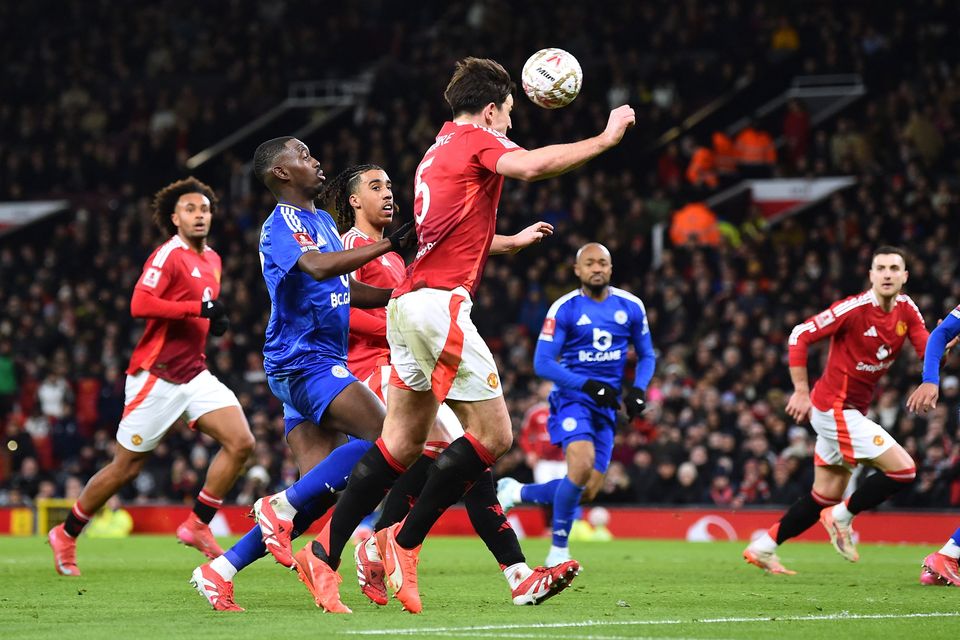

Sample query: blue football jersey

[534,287,655,405]
[259,203,350,374]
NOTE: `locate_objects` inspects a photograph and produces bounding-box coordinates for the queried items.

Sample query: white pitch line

[419,633,721,640]
[342,611,960,636]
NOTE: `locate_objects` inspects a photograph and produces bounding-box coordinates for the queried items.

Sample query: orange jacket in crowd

[734,126,777,164]
[712,131,737,174]
[686,146,718,188]
[670,202,722,246]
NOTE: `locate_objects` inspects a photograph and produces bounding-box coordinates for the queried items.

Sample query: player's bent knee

[487,430,513,459]
[382,432,426,466]
[230,430,256,458]
[567,468,593,488]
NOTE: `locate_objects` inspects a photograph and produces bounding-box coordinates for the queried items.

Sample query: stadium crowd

[2,0,960,510]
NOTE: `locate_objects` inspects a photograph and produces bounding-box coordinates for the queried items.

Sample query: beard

[583,281,607,296]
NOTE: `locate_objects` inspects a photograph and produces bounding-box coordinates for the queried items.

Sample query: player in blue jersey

[190,136,413,613]
[498,242,656,566]
[906,304,960,586]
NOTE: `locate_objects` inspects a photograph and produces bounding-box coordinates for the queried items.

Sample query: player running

[49,178,254,576]
[322,163,575,606]
[280,56,635,614]
[497,243,655,566]
[906,303,960,586]
[744,247,926,574]
[190,137,412,612]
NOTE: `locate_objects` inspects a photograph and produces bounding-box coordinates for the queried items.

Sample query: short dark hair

[444,57,515,117]
[253,136,294,185]
[151,177,217,236]
[872,245,908,268]
[319,164,386,234]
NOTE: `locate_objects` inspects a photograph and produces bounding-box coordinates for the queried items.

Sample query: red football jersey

[788,290,927,413]
[342,227,406,379]
[127,236,221,384]
[393,121,523,298]
[519,402,564,462]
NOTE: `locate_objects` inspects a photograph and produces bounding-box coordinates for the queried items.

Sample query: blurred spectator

[782,99,811,169]
[712,131,738,182]
[771,17,800,53]
[686,142,718,190]
[670,203,721,247]
[734,120,777,177]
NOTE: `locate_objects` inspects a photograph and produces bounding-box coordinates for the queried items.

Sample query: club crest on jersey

[614,310,628,324]
[896,320,907,336]
[814,309,835,328]
[562,417,578,432]
[487,373,500,389]
[331,366,349,379]
[873,435,884,446]
[131,435,143,446]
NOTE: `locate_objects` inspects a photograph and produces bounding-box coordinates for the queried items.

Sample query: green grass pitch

[1,535,957,639]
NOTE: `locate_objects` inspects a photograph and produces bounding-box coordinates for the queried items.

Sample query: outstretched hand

[600,105,636,149]
[511,221,554,252]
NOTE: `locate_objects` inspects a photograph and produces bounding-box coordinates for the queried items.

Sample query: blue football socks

[286,439,372,509]
[551,477,585,548]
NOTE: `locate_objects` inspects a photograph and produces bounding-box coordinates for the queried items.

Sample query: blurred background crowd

[2,0,959,510]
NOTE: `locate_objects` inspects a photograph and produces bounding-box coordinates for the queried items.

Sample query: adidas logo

[191,266,202,278]
[576,314,592,326]
[863,325,878,337]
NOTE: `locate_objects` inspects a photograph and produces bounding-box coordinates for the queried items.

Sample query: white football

[521,48,583,109]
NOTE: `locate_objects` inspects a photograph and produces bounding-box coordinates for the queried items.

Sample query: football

[521,48,583,109]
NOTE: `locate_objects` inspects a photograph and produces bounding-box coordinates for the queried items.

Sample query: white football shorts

[810,405,896,469]
[387,286,503,403]
[117,369,241,452]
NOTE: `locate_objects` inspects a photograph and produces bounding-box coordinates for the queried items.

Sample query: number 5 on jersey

[414,157,435,224]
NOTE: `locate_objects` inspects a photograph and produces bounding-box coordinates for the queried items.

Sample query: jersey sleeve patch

[292,232,323,252]
[539,317,556,341]
[814,309,835,328]
[951,306,960,319]
[141,267,162,288]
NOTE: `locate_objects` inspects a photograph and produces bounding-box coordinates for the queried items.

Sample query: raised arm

[495,106,635,181]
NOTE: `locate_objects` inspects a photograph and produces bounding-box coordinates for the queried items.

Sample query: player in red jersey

[311,163,575,606]
[518,380,567,482]
[48,178,254,576]
[744,246,926,574]
[311,57,634,613]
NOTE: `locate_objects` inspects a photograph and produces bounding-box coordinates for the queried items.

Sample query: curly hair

[151,177,217,236]
[319,164,387,234]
